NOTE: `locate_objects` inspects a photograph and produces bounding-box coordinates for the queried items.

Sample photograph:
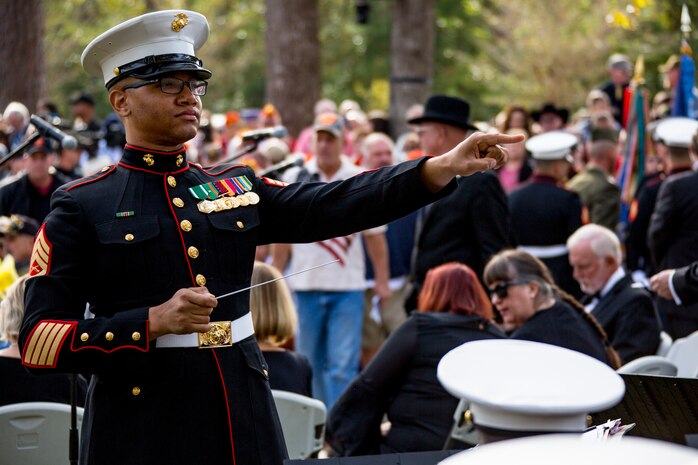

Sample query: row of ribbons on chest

[188,175,260,214]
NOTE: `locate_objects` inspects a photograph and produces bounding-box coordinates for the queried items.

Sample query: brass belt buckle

[198,321,233,348]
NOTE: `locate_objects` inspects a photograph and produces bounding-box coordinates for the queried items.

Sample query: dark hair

[502,105,533,135]
[484,250,621,369]
[417,262,493,320]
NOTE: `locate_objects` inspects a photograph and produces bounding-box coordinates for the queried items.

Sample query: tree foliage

[41,0,698,123]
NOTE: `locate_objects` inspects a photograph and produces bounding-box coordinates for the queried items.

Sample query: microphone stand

[0,132,40,169]
[217,140,259,165]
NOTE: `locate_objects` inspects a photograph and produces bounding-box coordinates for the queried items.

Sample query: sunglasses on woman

[488,279,529,299]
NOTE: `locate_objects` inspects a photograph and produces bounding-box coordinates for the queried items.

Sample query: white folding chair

[617,355,678,376]
[666,329,698,378]
[271,390,326,459]
[443,398,478,449]
[0,402,84,465]
[656,331,673,357]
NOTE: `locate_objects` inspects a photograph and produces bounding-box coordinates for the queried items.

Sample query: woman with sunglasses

[326,262,505,456]
[484,250,620,368]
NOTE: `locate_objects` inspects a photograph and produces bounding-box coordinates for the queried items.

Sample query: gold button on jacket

[196,274,206,286]
[188,246,199,259]
[105,331,114,341]
[167,176,177,187]
[173,197,184,208]
[236,221,244,229]
[132,386,141,396]
[80,332,89,342]
[132,332,141,341]
[180,220,192,232]
[125,233,134,242]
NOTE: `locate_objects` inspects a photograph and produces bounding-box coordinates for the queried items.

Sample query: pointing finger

[474,132,525,150]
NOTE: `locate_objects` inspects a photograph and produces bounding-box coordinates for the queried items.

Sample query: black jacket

[508,175,583,298]
[674,262,698,306]
[414,171,513,285]
[19,145,454,465]
[648,170,698,338]
[0,172,69,223]
[590,274,660,364]
[327,312,505,455]
[511,300,611,366]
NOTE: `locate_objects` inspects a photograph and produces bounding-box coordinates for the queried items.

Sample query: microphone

[259,154,305,177]
[241,126,288,142]
[30,115,79,150]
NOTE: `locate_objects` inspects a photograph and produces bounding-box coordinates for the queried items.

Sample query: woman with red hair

[326,262,505,456]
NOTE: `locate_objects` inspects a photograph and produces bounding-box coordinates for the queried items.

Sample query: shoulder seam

[66,165,117,192]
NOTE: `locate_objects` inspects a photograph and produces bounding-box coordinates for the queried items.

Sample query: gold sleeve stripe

[29,226,52,277]
[23,322,53,365]
[23,321,73,367]
[37,323,67,366]
[30,322,57,366]
[41,324,72,367]
[35,242,49,262]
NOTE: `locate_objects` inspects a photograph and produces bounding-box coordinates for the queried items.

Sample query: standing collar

[120,144,188,173]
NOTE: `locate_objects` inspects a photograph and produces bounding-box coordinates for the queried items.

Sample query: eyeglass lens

[160,77,208,96]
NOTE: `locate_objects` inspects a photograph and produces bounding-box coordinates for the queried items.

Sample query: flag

[671,43,696,118]
[671,4,696,118]
[617,57,649,239]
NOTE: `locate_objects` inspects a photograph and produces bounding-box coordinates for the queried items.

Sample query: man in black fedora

[531,103,569,133]
[406,95,514,308]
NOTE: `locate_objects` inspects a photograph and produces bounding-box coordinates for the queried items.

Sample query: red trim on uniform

[68,324,150,353]
[124,144,186,156]
[69,343,149,354]
[193,163,246,177]
[66,166,116,192]
[212,351,237,465]
[163,176,197,286]
[355,167,380,176]
[118,162,191,176]
[261,177,288,188]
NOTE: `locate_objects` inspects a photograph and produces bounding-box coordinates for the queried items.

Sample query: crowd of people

[1,8,697,464]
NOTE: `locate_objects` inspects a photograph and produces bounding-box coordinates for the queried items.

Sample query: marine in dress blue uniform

[509,132,584,298]
[17,10,520,465]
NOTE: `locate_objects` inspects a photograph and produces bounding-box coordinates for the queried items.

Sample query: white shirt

[283,157,386,291]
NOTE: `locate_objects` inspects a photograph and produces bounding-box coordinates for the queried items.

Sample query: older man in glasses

[18,10,521,465]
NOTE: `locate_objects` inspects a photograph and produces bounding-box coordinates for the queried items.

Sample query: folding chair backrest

[0,401,83,465]
[617,355,678,376]
[272,390,326,459]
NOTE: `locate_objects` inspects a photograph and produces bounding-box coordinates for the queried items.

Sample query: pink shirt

[499,165,521,193]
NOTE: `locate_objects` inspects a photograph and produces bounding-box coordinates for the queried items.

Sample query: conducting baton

[215,259,340,300]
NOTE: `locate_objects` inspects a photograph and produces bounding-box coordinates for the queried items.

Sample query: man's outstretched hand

[421,131,526,192]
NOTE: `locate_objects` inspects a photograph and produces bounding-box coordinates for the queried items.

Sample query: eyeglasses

[488,279,529,299]
[122,77,208,96]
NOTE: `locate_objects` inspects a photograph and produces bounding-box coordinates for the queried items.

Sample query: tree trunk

[0,0,45,113]
[265,0,321,139]
[389,0,435,139]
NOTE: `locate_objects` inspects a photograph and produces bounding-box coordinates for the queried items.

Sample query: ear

[527,280,540,298]
[109,89,130,117]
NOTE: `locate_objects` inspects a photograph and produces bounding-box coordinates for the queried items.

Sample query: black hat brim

[408,115,479,132]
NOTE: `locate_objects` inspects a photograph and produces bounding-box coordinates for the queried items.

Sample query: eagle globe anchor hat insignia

[80,10,212,88]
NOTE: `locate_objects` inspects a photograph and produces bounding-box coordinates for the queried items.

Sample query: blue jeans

[295,290,364,409]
